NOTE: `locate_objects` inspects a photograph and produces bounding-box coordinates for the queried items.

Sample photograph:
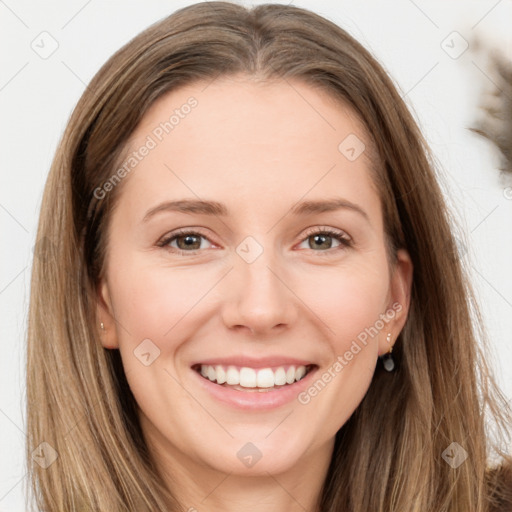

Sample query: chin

[193,430,314,476]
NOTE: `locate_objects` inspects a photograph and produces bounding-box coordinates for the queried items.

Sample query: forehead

[115,75,381,222]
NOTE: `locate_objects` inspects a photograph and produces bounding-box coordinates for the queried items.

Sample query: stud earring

[380,332,396,372]
[100,322,105,331]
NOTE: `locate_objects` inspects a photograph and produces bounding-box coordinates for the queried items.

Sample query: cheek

[330,289,387,351]
[108,261,202,413]
[293,268,388,434]
[108,255,209,343]
[297,260,390,349]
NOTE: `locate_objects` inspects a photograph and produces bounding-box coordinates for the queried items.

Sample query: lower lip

[191,366,318,410]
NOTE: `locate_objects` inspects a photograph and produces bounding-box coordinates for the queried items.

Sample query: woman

[26,2,512,510]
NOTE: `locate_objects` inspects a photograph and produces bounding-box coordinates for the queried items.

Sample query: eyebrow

[142,198,370,223]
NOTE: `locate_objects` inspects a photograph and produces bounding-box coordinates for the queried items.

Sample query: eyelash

[157,226,353,256]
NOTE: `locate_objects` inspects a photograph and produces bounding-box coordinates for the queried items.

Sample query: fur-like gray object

[470,52,512,178]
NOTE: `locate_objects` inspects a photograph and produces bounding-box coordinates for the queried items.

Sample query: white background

[1,1,511,510]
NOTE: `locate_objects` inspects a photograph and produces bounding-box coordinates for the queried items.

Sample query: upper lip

[191,356,316,369]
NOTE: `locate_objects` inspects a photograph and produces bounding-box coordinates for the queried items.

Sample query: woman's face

[97,75,412,478]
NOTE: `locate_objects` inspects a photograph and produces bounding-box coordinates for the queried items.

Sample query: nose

[220,248,298,337]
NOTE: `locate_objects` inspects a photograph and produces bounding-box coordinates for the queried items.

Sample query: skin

[96,74,413,512]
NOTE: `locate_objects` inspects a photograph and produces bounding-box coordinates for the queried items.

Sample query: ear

[378,248,413,356]
[95,278,119,350]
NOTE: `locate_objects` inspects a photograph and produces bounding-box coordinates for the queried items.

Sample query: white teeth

[226,366,240,385]
[240,367,257,387]
[274,367,287,386]
[295,365,306,381]
[197,364,311,388]
[285,366,296,384]
[215,365,226,384]
[256,368,275,388]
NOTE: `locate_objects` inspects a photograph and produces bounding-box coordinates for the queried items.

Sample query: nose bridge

[221,235,295,333]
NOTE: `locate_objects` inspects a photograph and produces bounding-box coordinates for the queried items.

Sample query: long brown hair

[26,2,512,510]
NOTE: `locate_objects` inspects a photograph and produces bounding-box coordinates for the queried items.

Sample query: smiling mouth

[191,363,317,392]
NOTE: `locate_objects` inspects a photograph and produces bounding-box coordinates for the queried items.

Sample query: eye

[296,226,353,254]
[157,228,215,254]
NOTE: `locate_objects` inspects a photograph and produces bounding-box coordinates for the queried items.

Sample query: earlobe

[95,279,119,350]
